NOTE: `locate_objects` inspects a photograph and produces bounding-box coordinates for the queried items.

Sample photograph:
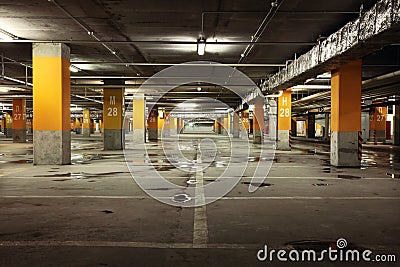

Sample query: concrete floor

[0,133,399,266]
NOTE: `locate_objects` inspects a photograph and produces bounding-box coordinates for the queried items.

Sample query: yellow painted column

[5,112,13,138]
[253,99,265,144]
[132,95,145,143]
[148,107,158,141]
[12,99,27,143]
[103,87,124,150]
[223,116,229,135]
[74,118,81,134]
[331,60,362,166]
[369,106,387,143]
[242,110,250,134]
[33,43,70,165]
[82,109,91,137]
[277,89,291,150]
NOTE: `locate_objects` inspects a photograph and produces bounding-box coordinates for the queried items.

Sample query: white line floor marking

[193,148,209,248]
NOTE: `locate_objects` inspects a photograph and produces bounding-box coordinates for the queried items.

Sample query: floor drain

[241,182,272,187]
[312,183,330,187]
[186,180,197,185]
[171,193,192,203]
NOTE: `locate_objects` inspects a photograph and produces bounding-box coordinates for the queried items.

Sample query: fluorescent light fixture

[70,65,81,73]
[197,87,202,92]
[0,29,18,40]
[292,85,331,91]
[0,87,10,93]
[197,37,206,56]
[178,103,198,108]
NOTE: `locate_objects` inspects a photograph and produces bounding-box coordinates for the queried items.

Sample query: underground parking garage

[0,0,400,266]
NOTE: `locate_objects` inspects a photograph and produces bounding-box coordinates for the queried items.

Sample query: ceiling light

[197,37,206,56]
[197,87,202,92]
[70,65,80,73]
[0,87,10,93]
[0,29,18,40]
[178,103,198,108]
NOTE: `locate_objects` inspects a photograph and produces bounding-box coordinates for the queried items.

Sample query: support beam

[277,89,291,150]
[82,109,91,138]
[103,85,124,150]
[33,43,71,165]
[253,99,264,144]
[330,60,362,167]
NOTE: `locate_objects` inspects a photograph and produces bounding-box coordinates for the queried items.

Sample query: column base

[148,129,158,141]
[33,130,71,165]
[133,129,146,144]
[233,129,240,138]
[277,130,291,151]
[82,128,91,138]
[253,130,263,144]
[104,129,123,150]
[331,131,360,167]
[5,128,13,138]
[13,129,27,143]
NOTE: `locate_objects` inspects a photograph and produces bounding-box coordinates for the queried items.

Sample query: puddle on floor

[337,175,362,180]
[36,171,128,180]
[312,183,331,187]
[241,182,272,187]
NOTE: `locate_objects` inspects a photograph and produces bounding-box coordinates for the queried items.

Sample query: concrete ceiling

[0,0,399,110]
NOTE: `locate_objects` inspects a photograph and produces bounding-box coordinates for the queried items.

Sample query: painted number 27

[279,108,290,118]
[107,107,118,117]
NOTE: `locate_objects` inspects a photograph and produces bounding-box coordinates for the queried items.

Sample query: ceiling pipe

[0,39,316,45]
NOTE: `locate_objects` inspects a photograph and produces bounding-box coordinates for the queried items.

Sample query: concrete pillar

[223,116,229,135]
[324,113,330,141]
[162,112,170,137]
[217,118,223,134]
[307,113,315,139]
[103,84,124,150]
[33,43,71,165]
[157,109,165,138]
[277,89,291,150]
[232,112,240,138]
[132,95,146,143]
[5,112,13,138]
[241,110,250,138]
[330,60,362,167]
[82,109,91,137]
[369,106,387,143]
[148,108,158,141]
[394,106,400,146]
[253,99,264,144]
[291,117,297,137]
[12,99,27,143]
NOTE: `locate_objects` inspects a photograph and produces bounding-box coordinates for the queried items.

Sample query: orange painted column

[369,106,387,143]
[162,111,170,138]
[82,109,91,137]
[253,99,265,144]
[148,107,158,141]
[103,85,124,150]
[330,60,362,167]
[12,99,27,143]
[277,89,291,150]
[33,43,71,165]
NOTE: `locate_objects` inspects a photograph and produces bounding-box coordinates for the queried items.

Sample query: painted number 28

[279,108,290,118]
[107,107,118,117]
